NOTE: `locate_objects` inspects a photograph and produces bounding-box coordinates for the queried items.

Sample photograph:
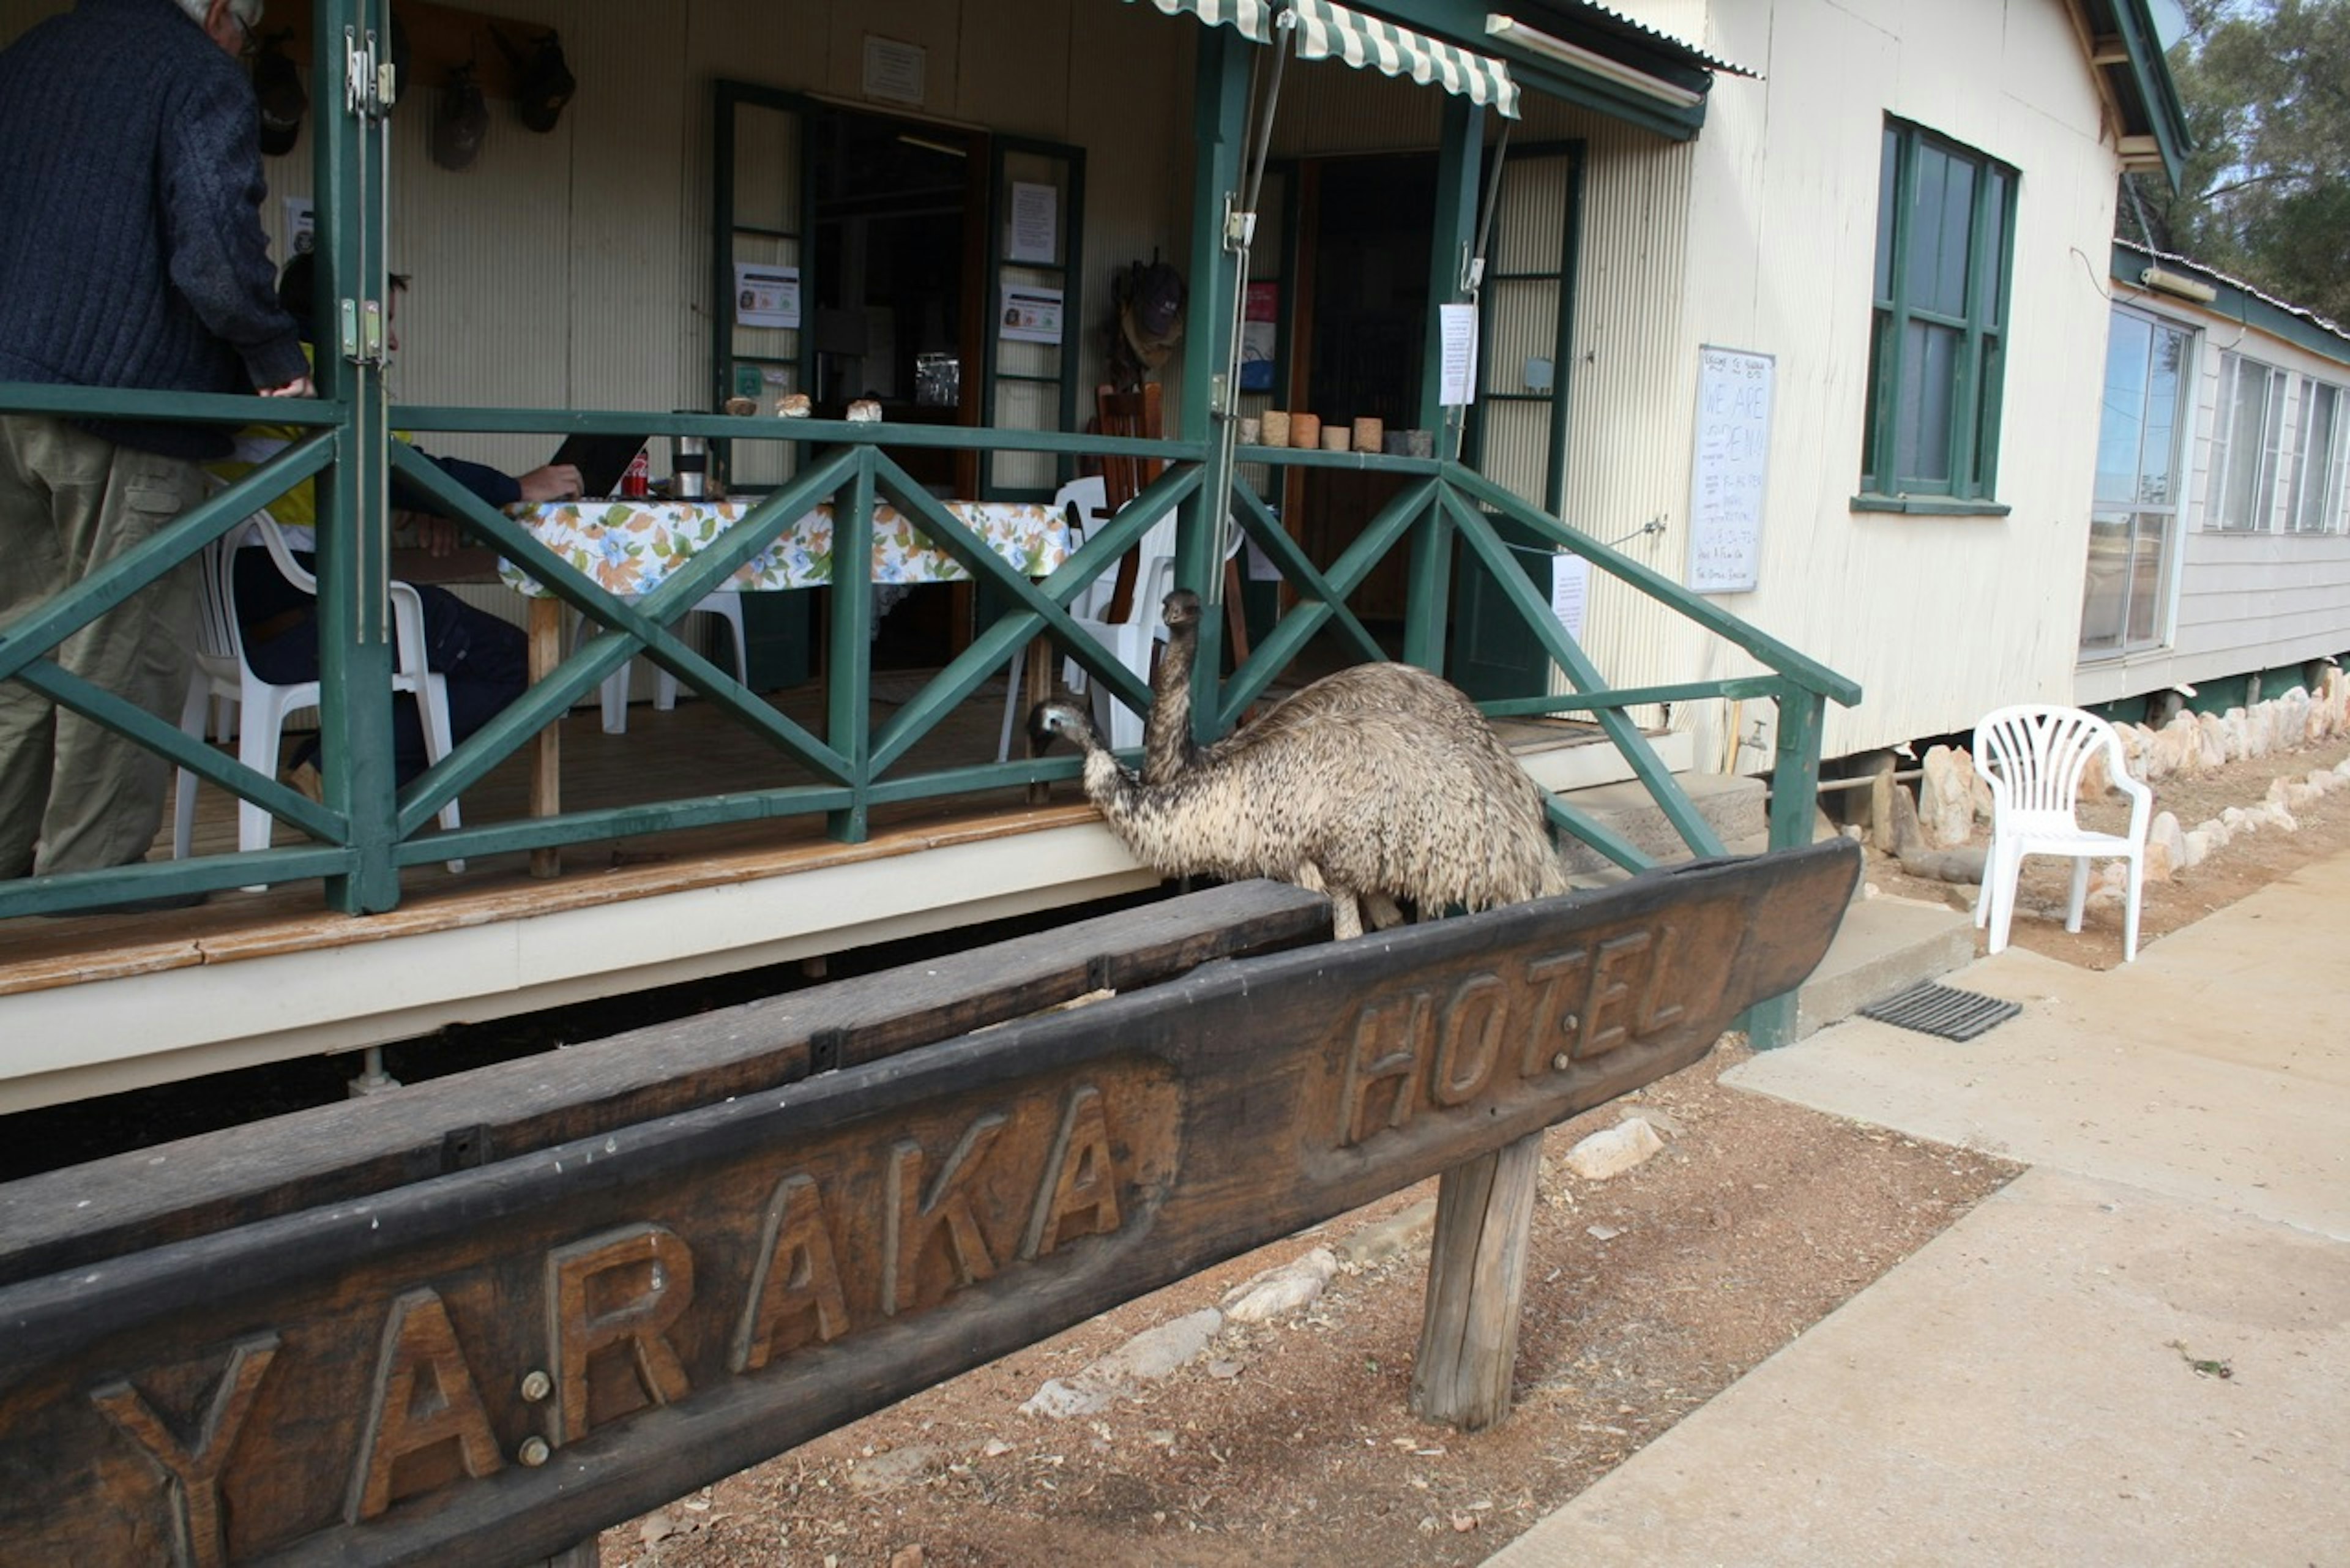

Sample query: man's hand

[517,463,584,504]
[412,517,462,556]
[258,373,315,398]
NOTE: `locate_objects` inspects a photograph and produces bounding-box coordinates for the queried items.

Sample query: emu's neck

[1143,618,1199,787]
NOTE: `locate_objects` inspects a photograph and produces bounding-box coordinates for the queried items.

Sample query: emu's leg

[1292,862,1363,940]
[1329,891,1364,940]
[1363,891,1408,930]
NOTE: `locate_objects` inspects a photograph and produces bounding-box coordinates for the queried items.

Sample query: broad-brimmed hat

[252,32,305,157]
[1117,261,1186,371]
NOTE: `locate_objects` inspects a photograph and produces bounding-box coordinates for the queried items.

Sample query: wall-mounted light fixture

[2139,267,2217,304]
[1483,13,1704,109]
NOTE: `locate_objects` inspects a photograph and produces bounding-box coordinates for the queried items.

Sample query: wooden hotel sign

[0,843,1857,1566]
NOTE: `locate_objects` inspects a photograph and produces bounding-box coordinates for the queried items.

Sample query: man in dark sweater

[0,0,313,892]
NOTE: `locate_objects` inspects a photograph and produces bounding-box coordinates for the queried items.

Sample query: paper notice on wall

[1001,283,1064,345]
[863,35,927,105]
[1009,182,1058,264]
[1551,553,1589,641]
[285,197,315,256]
[1438,303,1479,406]
[734,264,801,330]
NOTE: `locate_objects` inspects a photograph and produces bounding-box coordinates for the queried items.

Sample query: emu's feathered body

[1035,590,1568,938]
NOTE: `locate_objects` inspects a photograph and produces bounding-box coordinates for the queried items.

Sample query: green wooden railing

[0,400,1857,1040]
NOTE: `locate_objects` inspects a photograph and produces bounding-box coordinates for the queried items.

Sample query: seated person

[212,254,583,789]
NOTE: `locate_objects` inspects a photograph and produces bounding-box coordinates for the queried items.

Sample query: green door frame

[1450,138,1585,703]
[981,134,1086,500]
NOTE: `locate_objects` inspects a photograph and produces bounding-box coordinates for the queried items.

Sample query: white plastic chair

[582,592,750,734]
[991,477,1248,760]
[1067,502,1182,752]
[1972,704,2152,961]
[173,512,463,876]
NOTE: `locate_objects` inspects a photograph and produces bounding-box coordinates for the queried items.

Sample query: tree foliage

[2123,0,2350,327]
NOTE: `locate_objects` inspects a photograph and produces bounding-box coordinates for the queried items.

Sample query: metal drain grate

[1859,981,2021,1042]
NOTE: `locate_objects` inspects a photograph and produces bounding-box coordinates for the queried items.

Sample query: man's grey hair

[174,0,266,31]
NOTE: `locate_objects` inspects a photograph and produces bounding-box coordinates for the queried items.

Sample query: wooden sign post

[0,843,1857,1567]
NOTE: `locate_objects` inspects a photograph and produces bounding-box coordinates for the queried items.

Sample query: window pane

[2212,356,2278,530]
[1862,309,1891,485]
[2140,324,2186,506]
[2095,313,2152,506]
[2080,511,2130,652]
[1905,145,1973,317]
[2294,382,2341,532]
[1968,332,2004,493]
[2127,510,2169,645]
[1898,319,1959,483]
[1981,168,2010,318]
[2331,394,2350,532]
[1874,127,1898,303]
[2258,367,2286,526]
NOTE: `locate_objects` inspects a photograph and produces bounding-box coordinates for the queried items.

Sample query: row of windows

[2208,354,2349,535]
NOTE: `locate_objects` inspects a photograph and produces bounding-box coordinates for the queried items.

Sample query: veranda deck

[0,673,1622,1112]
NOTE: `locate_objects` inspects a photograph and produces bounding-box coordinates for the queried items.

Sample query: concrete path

[1489,850,2350,1568]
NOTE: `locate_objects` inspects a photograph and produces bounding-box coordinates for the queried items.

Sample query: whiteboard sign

[1687,346,1774,594]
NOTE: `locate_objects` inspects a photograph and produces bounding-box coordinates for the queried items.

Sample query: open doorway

[1292,155,1435,640]
[807,106,985,668]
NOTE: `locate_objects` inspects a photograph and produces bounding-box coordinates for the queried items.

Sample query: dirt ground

[595,732,2350,1568]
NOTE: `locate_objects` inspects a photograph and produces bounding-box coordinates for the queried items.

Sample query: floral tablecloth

[499,498,1073,598]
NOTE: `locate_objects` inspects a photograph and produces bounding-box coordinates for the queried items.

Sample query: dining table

[502,494,1076,873]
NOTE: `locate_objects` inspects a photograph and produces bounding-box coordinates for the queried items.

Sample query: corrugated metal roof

[1539,1,1756,77]
[2115,240,2350,358]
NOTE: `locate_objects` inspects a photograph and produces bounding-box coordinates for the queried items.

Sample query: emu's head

[1026,696,1095,755]
[1161,588,1203,632]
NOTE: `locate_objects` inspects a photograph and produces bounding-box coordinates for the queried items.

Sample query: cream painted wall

[1639,0,2131,766]
[0,0,1192,477]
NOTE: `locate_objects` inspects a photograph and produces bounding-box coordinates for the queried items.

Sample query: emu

[1032,590,1568,939]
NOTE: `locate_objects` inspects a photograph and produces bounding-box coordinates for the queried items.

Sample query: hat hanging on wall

[431,62,487,170]
[252,31,306,157]
[1107,258,1186,391]
[494,25,576,133]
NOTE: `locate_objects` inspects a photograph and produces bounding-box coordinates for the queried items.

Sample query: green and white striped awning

[1127,0,1521,119]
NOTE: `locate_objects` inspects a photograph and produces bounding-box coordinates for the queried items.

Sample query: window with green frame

[1859,120,2016,510]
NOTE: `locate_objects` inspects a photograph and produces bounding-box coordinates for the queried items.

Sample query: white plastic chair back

[586,591,751,734]
[173,510,463,877]
[996,476,1112,758]
[1971,704,2152,961]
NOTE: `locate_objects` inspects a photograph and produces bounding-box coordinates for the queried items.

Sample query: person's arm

[391,454,582,518]
[398,453,523,512]
[155,61,309,394]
